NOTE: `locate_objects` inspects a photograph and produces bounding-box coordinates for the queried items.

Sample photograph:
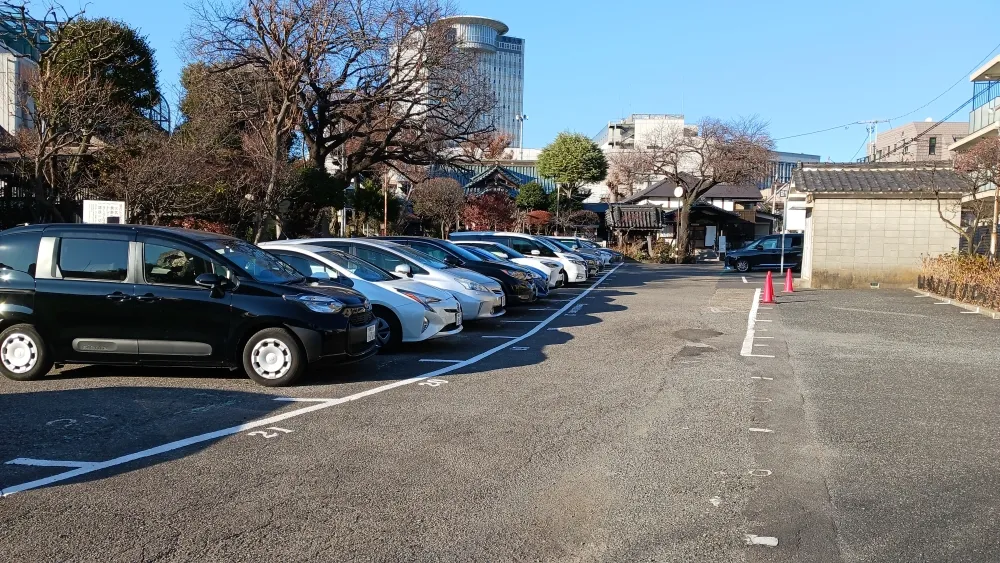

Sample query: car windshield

[317,250,394,282]
[464,246,504,263]
[445,241,485,263]
[546,238,576,252]
[377,242,452,270]
[533,237,563,253]
[206,239,304,284]
[490,242,526,259]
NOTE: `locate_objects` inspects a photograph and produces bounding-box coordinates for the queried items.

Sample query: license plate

[366,324,376,342]
[456,313,462,326]
[500,295,506,307]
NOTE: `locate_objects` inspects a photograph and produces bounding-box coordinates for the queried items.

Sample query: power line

[850,132,871,162]
[868,93,975,163]
[887,39,1000,122]
[774,121,860,141]
[775,40,1000,142]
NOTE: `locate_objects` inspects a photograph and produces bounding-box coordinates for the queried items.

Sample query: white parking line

[740,288,762,357]
[5,458,97,469]
[742,276,748,284]
[1,264,624,497]
[748,428,774,433]
[745,534,779,547]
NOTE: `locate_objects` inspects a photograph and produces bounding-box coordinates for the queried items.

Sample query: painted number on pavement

[248,427,294,439]
[418,379,448,387]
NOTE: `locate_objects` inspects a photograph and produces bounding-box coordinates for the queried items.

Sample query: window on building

[929,137,937,155]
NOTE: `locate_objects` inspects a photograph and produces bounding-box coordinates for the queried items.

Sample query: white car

[262,243,463,351]
[282,238,505,321]
[449,232,588,284]
[453,240,563,288]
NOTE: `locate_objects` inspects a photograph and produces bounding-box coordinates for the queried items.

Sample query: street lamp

[515,114,528,159]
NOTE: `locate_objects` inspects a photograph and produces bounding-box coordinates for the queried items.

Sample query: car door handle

[106,292,131,302]
[135,294,160,303]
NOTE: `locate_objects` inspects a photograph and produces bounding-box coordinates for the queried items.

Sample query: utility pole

[382,172,389,236]
[515,114,528,160]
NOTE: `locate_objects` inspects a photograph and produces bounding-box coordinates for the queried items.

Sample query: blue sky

[79,0,998,161]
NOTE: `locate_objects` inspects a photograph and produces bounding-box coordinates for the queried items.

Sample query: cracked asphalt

[1,264,998,562]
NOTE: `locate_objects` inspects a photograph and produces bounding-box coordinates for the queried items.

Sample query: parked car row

[0,224,618,388]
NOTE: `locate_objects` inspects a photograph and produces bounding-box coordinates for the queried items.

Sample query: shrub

[920,252,1000,309]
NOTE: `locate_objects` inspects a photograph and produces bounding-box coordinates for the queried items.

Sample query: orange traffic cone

[762,271,775,304]
[783,268,795,292]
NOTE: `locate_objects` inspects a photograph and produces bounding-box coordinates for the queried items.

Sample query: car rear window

[59,238,129,281]
[0,231,42,276]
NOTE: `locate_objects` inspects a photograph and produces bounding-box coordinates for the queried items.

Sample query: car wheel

[736,259,751,273]
[0,324,53,381]
[372,307,402,353]
[242,327,305,387]
[561,270,569,286]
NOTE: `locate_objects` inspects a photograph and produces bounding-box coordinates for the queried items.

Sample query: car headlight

[542,261,561,269]
[457,277,490,293]
[396,289,441,312]
[501,269,530,281]
[284,294,344,313]
[570,260,586,267]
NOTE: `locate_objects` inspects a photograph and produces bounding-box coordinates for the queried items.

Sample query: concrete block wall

[806,196,960,288]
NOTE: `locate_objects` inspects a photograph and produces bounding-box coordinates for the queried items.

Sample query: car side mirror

[394,263,412,278]
[195,273,228,296]
[444,256,462,266]
[309,271,332,281]
[530,250,540,256]
[498,252,509,259]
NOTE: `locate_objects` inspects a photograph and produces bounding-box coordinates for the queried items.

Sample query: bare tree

[298,0,497,182]
[461,131,513,161]
[187,0,340,241]
[410,177,464,237]
[3,3,146,220]
[954,137,1000,257]
[604,148,653,203]
[644,116,773,263]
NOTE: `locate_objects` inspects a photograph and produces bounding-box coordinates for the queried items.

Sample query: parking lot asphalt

[4,265,997,561]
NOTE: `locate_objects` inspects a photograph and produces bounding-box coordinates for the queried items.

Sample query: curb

[908,288,1000,320]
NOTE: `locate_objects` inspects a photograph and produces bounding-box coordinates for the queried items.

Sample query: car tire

[242,327,306,387]
[561,270,569,286]
[736,259,751,273]
[372,307,402,353]
[0,324,53,382]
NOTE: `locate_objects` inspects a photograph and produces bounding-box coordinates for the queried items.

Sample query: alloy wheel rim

[376,317,392,347]
[737,261,749,272]
[251,338,292,380]
[2,333,37,374]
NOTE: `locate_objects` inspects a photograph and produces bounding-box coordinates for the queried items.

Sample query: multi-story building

[589,113,820,204]
[950,53,1000,153]
[592,114,694,150]
[862,121,967,163]
[441,16,524,147]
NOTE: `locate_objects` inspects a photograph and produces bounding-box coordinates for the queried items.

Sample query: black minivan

[0,224,379,386]
[724,233,804,273]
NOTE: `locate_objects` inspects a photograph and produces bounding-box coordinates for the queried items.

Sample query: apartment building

[865,121,967,162]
